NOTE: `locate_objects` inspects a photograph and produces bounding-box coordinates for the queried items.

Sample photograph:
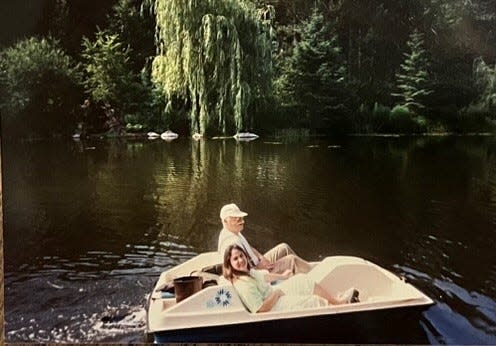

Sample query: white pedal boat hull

[146,252,433,342]
[233,132,259,140]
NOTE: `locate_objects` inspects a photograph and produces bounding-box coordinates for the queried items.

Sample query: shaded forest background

[1,0,496,139]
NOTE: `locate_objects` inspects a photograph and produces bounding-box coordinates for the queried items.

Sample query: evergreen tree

[108,0,156,73]
[276,7,347,130]
[392,29,433,115]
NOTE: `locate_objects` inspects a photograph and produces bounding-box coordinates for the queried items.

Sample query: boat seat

[155,271,220,296]
[193,270,221,285]
[201,263,223,275]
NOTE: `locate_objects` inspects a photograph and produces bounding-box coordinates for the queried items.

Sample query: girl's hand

[281,269,293,279]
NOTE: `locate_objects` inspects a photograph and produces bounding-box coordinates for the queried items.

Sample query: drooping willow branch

[151,0,274,135]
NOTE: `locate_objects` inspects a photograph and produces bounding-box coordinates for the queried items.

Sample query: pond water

[3,135,496,343]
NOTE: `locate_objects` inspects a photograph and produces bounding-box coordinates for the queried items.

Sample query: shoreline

[5,131,495,143]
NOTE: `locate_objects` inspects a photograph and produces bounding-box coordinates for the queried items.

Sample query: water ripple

[396,264,496,344]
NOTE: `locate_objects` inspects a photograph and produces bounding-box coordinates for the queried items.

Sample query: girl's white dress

[233,269,328,313]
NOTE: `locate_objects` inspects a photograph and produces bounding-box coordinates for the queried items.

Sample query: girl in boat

[223,244,359,313]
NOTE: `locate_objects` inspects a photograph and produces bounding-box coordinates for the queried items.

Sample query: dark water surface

[3,135,496,343]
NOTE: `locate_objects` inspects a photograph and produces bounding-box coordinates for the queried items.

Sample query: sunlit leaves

[81,31,136,111]
[151,0,274,135]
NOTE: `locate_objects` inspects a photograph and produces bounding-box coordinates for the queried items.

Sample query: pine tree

[392,29,433,114]
[276,7,347,130]
[108,0,156,73]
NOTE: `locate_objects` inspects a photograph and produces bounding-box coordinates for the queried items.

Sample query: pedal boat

[146,252,433,343]
[233,132,259,141]
[160,130,179,140]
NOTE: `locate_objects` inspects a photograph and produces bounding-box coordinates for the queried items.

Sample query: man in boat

[218,203,314,274]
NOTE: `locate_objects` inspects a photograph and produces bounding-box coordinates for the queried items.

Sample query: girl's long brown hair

[223,244,252,282]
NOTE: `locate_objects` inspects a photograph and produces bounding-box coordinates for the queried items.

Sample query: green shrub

[108,0,156,73]
[125,122,144,132]
[371,102,391,132]
[373,102,391,118]
[390,105,411,118]
[454,104,496,133]
[349,103,372,133]
[0,37,82,138]
[390,105,426,133]
[423,119,449,133]
[80,30,170,133]
[81,31,138,115]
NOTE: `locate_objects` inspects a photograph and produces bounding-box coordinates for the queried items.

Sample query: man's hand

[257,257,274,270]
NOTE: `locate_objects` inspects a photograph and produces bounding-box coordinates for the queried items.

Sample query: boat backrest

[200,263,223,275]
[164,252,222,281]
[320,265,395,297]
[309,257,397,301]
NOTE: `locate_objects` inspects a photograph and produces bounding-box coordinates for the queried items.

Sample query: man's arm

[251,247,263,259]
[251,247,274,270]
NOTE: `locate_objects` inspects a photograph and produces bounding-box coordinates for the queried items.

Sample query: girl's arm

[257,289,285,312]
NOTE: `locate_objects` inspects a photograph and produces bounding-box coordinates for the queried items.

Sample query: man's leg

[263,243,296,263]
[271,254,314,274]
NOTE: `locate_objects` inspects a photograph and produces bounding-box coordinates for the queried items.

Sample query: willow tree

[151,0,274,135]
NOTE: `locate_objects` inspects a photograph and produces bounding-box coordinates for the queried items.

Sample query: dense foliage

[81,32,136,112]
[275,8,349,132]
[271,0,496,133]
[79,0,165,134]
[107,0,156,73]
[37,0,117,56]
[1,0,496,138]
[151,0,274,135]
[0,37,81,138]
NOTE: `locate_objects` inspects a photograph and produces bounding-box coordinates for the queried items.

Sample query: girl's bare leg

[313,283,343,305]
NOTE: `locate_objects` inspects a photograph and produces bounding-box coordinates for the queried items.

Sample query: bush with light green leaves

[0,37,82,138]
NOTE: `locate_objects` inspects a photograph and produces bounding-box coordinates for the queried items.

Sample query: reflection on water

[3,135,496,343]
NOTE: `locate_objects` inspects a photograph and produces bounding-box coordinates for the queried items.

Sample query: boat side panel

[148,284,252,331]
[152,305,431,343]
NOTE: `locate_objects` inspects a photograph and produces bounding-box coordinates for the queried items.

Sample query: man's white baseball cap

[220,203,248,220]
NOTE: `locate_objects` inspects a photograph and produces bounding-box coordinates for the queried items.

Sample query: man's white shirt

[218,228,260,266]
